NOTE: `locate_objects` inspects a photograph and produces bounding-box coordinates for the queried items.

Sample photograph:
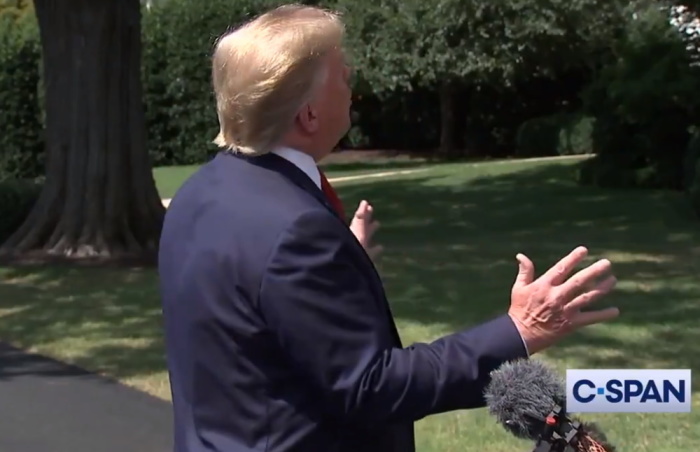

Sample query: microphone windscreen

[484,358,566,440]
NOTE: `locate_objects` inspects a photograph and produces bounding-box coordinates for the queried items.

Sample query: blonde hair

[211,4,345,156]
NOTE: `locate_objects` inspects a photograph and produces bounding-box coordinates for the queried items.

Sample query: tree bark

[438,79,457,158]
[1,0,165,260]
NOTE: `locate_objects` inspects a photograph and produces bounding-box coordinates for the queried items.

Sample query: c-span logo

[566,369,691,413]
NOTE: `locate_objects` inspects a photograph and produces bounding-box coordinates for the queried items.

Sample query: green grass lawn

[2,158,699,451]
[152,158,429,198]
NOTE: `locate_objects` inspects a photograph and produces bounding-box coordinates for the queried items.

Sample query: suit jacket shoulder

[158,151,528,452]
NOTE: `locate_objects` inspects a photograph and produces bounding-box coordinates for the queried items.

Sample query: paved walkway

[0,342,172,452]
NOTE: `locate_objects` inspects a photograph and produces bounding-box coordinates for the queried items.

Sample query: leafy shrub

[683,130,700,191]
[579,1,700,190]
[0,178,42,245]
[689,158,700,218]
[515,113,594,157]
[142,0,291,167]
[0,7,44,180]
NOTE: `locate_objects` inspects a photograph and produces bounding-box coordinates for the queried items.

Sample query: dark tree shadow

[0,266,166,385]
[338,161,700,388]
[0,160,698,402]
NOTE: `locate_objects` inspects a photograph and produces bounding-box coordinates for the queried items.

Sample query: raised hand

[508,246,619,354]
[349,200,383,260]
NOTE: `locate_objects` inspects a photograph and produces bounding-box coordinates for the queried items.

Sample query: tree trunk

[438,79,457,158]
[0,0,165,260]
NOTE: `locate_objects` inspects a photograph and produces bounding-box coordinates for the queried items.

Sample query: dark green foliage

[683,130,700,191]
[142,0,281,166]
[336,0,628,155]
[579,1,700,190]
[515,113,595,157]
[1,0,698,204]
[685,130,700,217]
[0,178,41,244]
[689,157,700,217]
[1,0,632,168]
[0,7,43,180]
[141,0,330,166]
[0,0,34,16]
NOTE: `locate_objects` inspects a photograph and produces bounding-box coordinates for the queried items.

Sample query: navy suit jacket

[158,151,528,452]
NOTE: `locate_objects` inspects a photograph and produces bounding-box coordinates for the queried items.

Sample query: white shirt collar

[272,146,321,188]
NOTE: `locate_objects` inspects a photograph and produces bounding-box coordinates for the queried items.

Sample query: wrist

[508,313,547,355]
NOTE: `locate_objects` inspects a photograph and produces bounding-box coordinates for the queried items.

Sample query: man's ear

[296,103,319,134]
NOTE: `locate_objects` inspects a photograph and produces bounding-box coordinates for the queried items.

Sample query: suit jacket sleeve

[258,210,528,427]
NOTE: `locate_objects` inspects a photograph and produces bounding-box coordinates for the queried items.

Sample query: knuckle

[552,294,565,305]
[570,277,584,287]
[547,289,564,304]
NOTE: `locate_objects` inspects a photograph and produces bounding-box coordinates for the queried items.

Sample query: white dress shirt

[272,147,321,189]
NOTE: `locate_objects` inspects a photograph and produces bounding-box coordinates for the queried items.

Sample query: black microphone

[484,358,617,452]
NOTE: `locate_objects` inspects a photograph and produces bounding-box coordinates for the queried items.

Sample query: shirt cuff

[520,334,530,357]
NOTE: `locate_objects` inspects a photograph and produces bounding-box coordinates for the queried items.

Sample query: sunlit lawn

[1,158,699,451]
[152,157,428,198]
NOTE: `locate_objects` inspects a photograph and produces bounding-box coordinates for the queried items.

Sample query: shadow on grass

[339,161,700,384]
[0,160,698,390]
[0,266,165,381]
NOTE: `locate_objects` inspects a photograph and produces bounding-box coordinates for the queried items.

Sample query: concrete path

[0,342,172,452]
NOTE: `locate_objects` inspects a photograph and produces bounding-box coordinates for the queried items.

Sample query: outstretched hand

[349,200,383,260]
[508,246,618,355]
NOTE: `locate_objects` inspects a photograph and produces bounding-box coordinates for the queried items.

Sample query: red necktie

[319,170,346,221]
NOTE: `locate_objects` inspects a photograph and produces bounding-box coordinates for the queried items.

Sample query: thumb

[354,200,369,219]
[513,253,535,289]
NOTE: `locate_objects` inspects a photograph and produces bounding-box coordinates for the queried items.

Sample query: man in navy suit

[158,5,620,452]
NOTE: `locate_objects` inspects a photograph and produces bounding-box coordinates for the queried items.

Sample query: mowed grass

[1,158,699,451]
[152,157,429,198]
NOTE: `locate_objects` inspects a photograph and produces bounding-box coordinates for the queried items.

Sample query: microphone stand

[531,405,583,452]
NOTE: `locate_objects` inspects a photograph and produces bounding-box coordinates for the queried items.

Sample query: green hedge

[4,0,697,190]
[139,0,598,164]
[0,8,44,180]
[142,0,302,167]
[683,130,700,191]
[690,159,700,218]
[685,131,700,218]
[578,2,700,191]
[0,0,602,173]
[0,178,42,245]
[515,113,594,157]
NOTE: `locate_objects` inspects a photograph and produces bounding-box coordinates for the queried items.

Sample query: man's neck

[278,135,335,163]
[272,146,322,188]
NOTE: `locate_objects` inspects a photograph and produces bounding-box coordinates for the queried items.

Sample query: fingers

[354,200,371,219]
[571,307,620,328]
[512,253,535,289]
[557,258,613,302]
[539,246,588,286]
[565,275,617,312]
[350,200,381,255]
